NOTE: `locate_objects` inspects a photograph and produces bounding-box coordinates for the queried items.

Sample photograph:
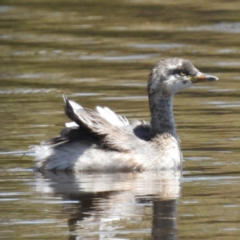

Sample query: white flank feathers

[69,100,82,112]
[96,106,129,126]
[65,122,79,127]
[63,95,129,128]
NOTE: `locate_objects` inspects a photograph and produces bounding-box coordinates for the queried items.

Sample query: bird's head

[148,58,218,97]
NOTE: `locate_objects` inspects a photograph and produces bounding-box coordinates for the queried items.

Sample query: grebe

[33,58,218,172]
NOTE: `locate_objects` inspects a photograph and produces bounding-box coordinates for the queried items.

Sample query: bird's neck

[149,94,177,138]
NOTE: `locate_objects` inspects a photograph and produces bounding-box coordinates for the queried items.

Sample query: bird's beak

[189,72,219,83]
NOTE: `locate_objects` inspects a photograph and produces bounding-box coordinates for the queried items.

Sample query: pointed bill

[189,72,219,83]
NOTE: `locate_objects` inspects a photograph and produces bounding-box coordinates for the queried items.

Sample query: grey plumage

[32,58,218,173]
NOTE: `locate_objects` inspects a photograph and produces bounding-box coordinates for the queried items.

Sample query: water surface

[1,0,240,239]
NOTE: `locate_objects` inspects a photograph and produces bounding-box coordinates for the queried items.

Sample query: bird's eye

[179,70,187,77]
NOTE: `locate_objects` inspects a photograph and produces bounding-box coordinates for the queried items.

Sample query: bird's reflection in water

[35,171,181,239]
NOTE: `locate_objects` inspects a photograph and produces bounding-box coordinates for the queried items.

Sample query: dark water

[1,0,240,239]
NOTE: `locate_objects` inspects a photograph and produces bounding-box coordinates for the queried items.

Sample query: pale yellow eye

[180,71,187,77]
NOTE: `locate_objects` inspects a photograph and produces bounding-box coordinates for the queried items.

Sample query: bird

[32,58,218,173]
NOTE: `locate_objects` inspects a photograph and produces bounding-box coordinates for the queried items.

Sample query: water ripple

[0,88,55,94]
[182,22,240,33]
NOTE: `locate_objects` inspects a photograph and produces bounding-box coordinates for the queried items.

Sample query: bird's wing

[95,106,129,127]
[64,98,129,128]
[62,96,138,152]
